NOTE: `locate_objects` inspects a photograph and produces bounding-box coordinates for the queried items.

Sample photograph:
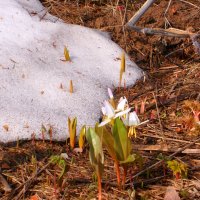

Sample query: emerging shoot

[64,46,71,61]
[69,80,73,93]
[68,117,77,149]
[119,52,125,87]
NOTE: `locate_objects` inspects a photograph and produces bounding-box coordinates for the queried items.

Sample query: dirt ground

[0,0,200,199]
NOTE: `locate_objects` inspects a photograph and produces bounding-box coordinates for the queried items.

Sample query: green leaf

[95,124,117,161]
[167,160,188,178]
[58,159,68,180]
[49,155,69,181]
[86,128,104,176]
[50,155,60,164]
[113,118,131,161]
[120,154,137,165]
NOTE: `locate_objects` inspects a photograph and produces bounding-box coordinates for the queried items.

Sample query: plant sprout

[64,46,70,61]
[68,117,77,149]
[74,125,86,153]
[69,80,73,93]
[119,52,125,87]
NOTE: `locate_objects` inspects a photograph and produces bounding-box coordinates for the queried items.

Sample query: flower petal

[122,113,129,126]
[138,120,149,126]
[114,108,131,118]
[129,111,140,126]
[117,97,128,111]
[98,118,111,127]
[103,100,115,118]
[108,88,113,99]
[101,106,106,115]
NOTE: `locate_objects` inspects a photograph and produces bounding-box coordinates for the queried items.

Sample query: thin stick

[141,133,200,146]
[126,0,156,27]
[152,92,164,137]
[132,137,200,180]
[127,26,192,38]
[179,0,200,9]
[164,0,172,28]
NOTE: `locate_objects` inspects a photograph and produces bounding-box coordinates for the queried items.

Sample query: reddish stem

[97,173,102,200]
[122,167,127,187]
[162,161,166,176]
[115,161,121,187]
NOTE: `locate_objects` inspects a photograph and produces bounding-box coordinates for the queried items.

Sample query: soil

[0,0,200,199]
[40,0,199,70]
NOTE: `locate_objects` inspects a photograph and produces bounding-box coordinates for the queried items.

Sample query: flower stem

[122,167,127,188]
[97,172,102,200]
[115,161,121,187]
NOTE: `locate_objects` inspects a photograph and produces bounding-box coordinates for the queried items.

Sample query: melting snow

[0,0,142,143]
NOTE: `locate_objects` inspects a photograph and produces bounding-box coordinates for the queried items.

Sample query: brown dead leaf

[1,162,10,169]
[3,125,9,132]
[164,187,180,200]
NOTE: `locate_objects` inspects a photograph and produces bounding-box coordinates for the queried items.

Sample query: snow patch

[0,0,142,143]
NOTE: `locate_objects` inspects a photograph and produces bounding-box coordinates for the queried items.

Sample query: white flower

[122,111,149,137]
[123,111,140,126]
[98,98,131,127]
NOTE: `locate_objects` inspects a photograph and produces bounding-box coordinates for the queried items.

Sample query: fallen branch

[141,133,200,146]
[133,144,200,154]
[126,0,156,27]
[126,26,192,38]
